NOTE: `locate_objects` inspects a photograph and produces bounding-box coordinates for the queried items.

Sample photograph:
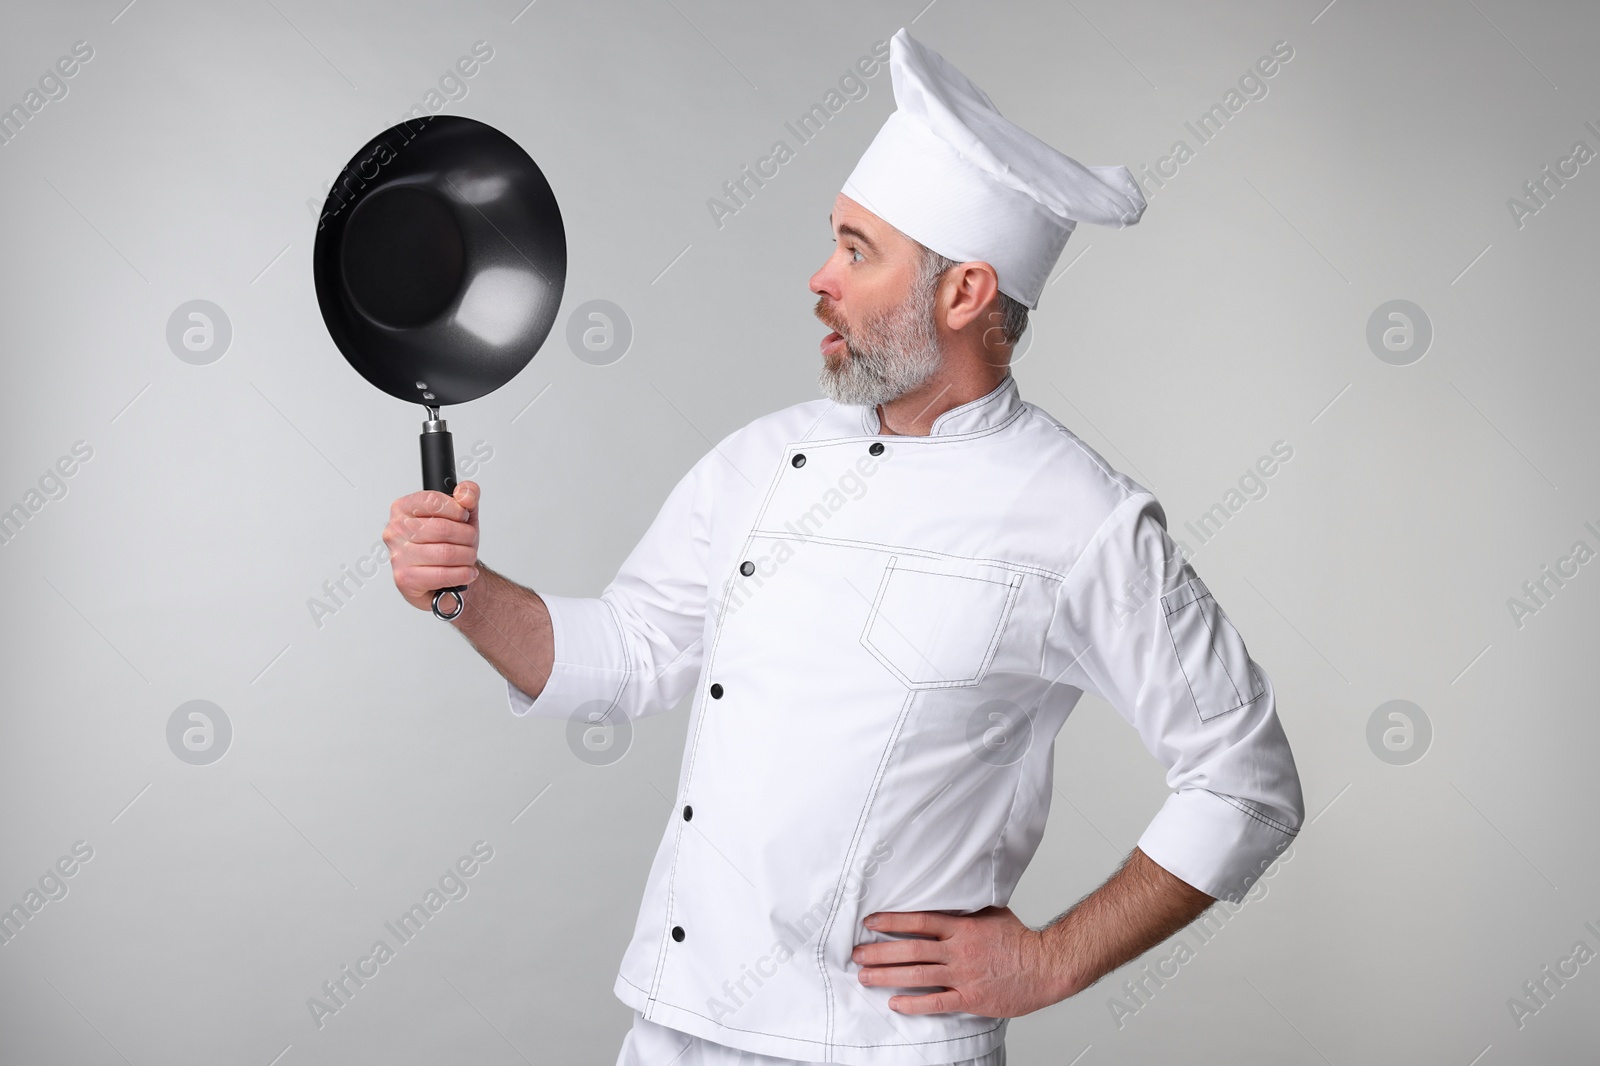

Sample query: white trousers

[614,1009,1006,1066]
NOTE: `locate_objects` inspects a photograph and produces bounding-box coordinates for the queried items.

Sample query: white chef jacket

[508,371,1303,1065]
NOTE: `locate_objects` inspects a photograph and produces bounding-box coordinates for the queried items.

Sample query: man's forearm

[1039,846,1216,1001]
[448,563,555,700]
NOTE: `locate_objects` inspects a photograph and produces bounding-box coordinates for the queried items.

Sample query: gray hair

[914,244,1030,348]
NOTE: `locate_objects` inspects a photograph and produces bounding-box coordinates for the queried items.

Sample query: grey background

[1,0,1595,1062]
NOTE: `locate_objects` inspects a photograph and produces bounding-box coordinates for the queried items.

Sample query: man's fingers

[885,989,965,1015]
[387,515,476,547]
[391,489,471,524]
[864,911,955,938]
[401,565,480,589]
[857,963,950,989]
[402,541,477,567]
[853,937,946,967]
[454,480,480,515]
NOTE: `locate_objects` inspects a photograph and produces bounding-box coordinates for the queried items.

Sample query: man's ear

[944,261,1002,333]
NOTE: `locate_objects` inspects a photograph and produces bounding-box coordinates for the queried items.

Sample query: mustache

[814,297,845,334]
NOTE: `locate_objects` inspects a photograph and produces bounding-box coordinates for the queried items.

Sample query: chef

[384,26,1303,1066]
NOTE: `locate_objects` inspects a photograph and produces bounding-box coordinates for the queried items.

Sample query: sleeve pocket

[1161,575,1264,722]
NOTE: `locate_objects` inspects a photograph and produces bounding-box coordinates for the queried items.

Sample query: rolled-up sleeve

[507,451,711,723]
[1044,491,1304,903]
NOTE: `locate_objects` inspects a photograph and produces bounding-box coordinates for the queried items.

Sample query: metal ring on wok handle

[432,588,465,621]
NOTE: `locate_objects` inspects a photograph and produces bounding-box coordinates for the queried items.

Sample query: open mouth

[821,330,845,355]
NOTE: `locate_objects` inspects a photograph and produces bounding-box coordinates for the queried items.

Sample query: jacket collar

[859,371,1022,437]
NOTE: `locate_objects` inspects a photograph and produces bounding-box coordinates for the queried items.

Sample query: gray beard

[817,281,943,408]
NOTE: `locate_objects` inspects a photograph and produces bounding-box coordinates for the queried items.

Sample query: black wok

[313,114,566,619]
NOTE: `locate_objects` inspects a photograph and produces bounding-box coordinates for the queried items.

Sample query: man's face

[808,193,944,407]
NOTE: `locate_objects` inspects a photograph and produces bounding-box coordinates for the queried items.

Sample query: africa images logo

[306,841,495,1030]
[0,40,94,149]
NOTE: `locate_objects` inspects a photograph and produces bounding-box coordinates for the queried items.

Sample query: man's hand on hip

[851,906,1069,1018]
[852,848,1215,1018]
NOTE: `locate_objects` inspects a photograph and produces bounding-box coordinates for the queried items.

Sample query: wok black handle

[421,416,467,621]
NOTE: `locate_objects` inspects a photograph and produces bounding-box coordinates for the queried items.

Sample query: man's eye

[849,247,864,263]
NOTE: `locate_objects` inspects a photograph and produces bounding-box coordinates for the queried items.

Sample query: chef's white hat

[841,27,1147,310]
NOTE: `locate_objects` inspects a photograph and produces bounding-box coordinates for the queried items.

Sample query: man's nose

[810,259,838,300]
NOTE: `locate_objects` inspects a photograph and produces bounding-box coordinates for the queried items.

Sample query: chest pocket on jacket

[1161,574,1265,721]
[860,555,1024,689]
